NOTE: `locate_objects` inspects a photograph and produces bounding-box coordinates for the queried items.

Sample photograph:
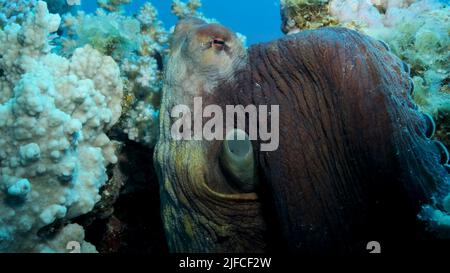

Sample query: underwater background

[82,0,284,45]
[0,0,449,253]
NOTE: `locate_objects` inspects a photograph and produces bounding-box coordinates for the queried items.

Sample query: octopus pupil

[213,39,225,45]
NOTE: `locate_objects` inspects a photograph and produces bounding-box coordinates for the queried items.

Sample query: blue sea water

[81,0,283,46]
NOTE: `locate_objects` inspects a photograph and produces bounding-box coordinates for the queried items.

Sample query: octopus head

[169,18,247,86]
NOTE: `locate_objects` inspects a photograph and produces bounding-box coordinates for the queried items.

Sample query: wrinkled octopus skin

[154,18,450,254]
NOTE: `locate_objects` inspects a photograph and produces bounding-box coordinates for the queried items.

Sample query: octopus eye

[212,38,226,50]
[213,39,225,45]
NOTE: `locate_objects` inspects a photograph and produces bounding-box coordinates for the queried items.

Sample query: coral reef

[97,0,131,13]
[61,2,170,147]
[44,0,80,15]
[75,141,168,254]
[0,0,38,28]
[0,0,210,252]
[0,1,123,252]
[60,0,234,147]
[119,3,167,147]
[37,223,96,253]
[64,10,142,59]
[172,0,204,19]
[281,0,338,33]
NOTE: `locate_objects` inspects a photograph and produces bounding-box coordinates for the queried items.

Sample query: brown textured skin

[155,19,450,254]
[221,28,450,253]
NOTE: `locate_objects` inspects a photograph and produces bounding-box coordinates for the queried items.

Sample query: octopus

[154,18,450,254]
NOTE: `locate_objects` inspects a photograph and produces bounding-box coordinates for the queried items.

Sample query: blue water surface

[81,0,283,46]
